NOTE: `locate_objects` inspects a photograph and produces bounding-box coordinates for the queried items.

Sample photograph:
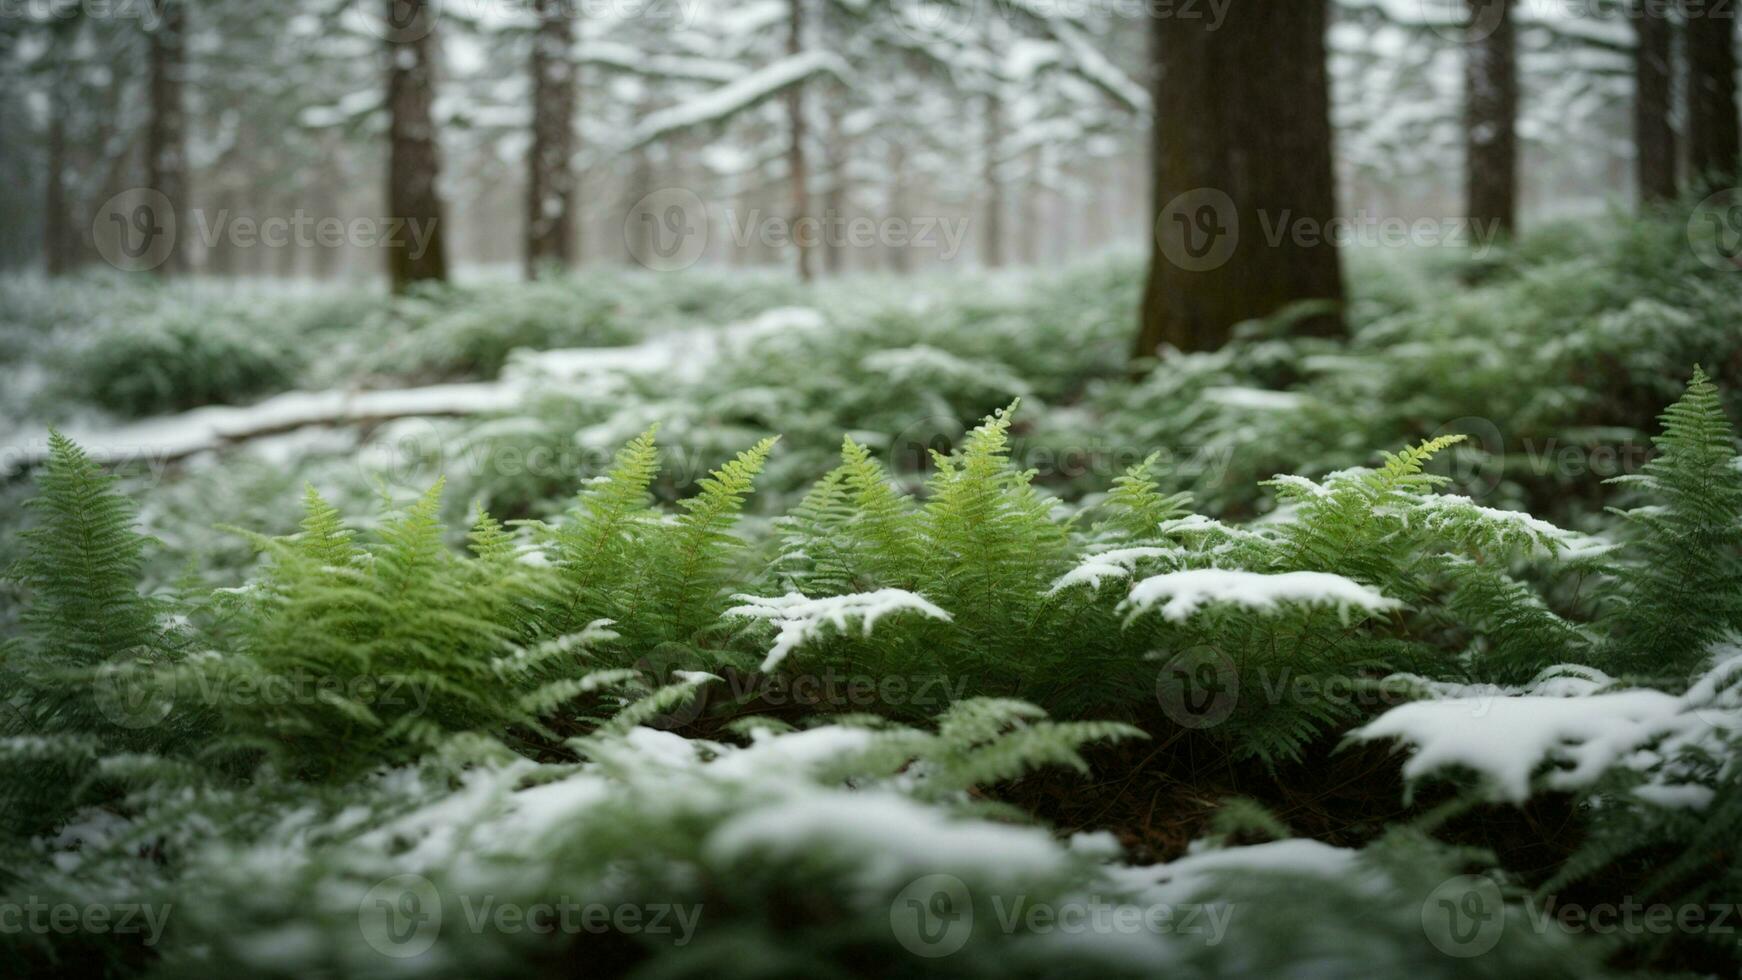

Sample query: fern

[1602,367,1742,677]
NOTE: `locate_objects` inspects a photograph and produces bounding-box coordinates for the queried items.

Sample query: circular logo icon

[93,188,176,272]
[896,0,980,43]
[353,0,441,43]
[93,653,174,730]
[625,188,709,272]
[890,873,973,958]
[1423,0,1505,44]
[632,641,712,731]
[359,873,443,959]
[1424,416,1506,500]
[359,416,448,490]
[1421,874,1505,958]
[1688,188,1742,272]
[1155,646,1238,729]
[1155,188,1238,273]
[885,415,965,477]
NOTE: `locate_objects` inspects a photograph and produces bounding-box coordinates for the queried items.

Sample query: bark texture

[786,0,813,281]
[1685,0,1740,188]
[525,0,576,278]
[385,0,449,292]
[1465,0,1517,237]
[1634,0,1677,204]
[1136,0,1344,358]
[147,0,189,275]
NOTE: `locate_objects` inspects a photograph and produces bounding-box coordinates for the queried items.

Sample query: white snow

[725,589,954,672]
[7,308,827,474]
[706,789,1068,889]
[1354,654,1742,804]
[1121,569,1402,624]
[1130,838,1367,906]
[1049,547,1178,594]
[1203,386,1308,412]
[620,51,851,151]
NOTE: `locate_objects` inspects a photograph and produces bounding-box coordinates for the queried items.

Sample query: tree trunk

[45,101,71,276]
[1135,0,1343,359]
[786,0,812,282]
[982,90,1005,268]
[385,0,449,292]
[525,0,576,279]
[1465,0,1517,237]
[1019,146,1042,266]
[822,88,847,276]
[1685,0,1740,189]
[887,140,910,275]
[146,0,189,276]
[1635,0,1678,204]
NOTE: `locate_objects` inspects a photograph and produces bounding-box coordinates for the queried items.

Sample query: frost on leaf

[726,590,953,672]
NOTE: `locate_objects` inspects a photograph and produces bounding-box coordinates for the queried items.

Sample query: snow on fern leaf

[1120,569,1402,624]
[1353,652,1742,804]
[726,590,953,671]
[1048,547,1179,594]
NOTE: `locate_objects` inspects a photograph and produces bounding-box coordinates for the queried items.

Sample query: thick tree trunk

[146,0,188,275]
[1685,0,1740,188]
[385,0,449,292]
[525,0,576,279]
[1135,0,1343,358]
[982,90,1005,268]
[1465,0,1517,237]
[786,0,812,282]
[1635,0,1678,204]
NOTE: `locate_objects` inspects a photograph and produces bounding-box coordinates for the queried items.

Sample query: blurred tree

[525,0,577,279]
[385,0,449,291]
[1465,0,1516,236]
[787,0,813,282]
[1136,0,1344,357]
[146,0,189,275]
[1684,0,1739,188]
[1634,0,1677,205]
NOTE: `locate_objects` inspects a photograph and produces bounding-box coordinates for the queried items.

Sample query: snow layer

[1354,654,1742,803]
[725,589,954,671]
[1121,569,1402,624]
